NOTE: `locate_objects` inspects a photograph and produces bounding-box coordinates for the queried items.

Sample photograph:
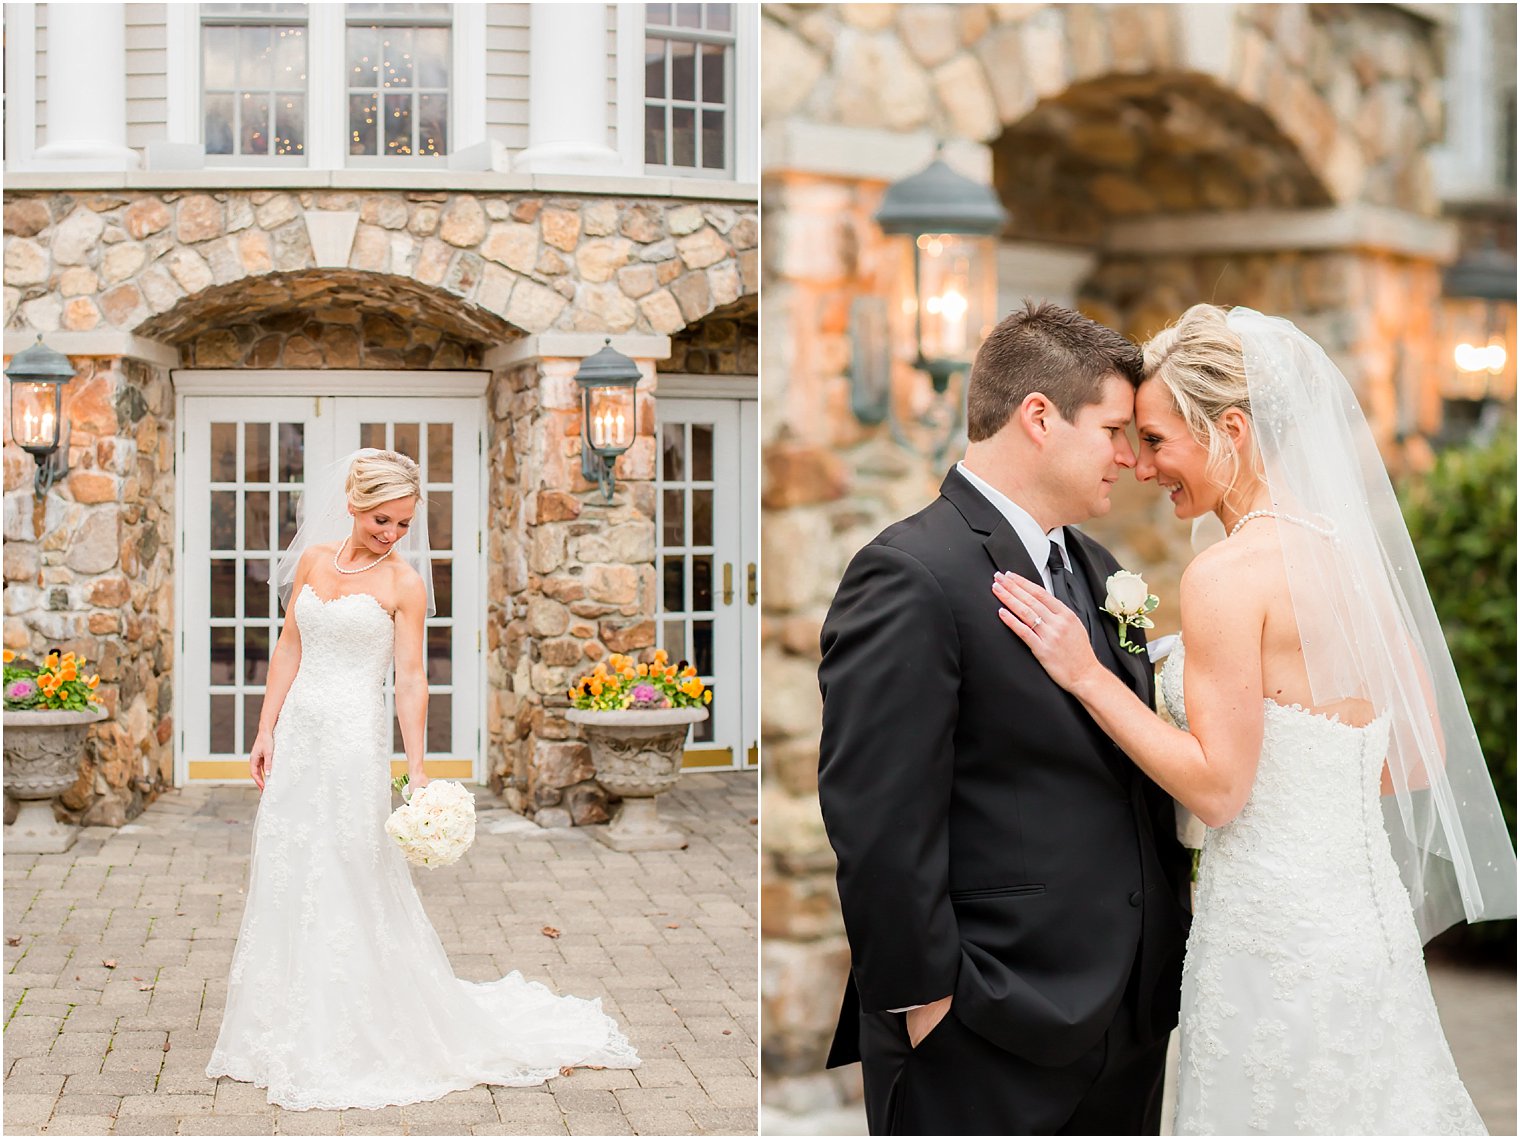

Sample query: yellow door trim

[682,746,735,770]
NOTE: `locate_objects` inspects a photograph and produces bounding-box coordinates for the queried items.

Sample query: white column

[513,3,622,174]
[32,3,140,170]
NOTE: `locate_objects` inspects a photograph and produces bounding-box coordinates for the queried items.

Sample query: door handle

[722,562,734,605]
[747,562,757,606]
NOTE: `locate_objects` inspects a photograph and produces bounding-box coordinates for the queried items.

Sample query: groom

[817,301,1192,1135]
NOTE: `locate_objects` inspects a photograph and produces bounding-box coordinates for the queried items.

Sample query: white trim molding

[3,330,180,367]
[654,373,757,399]
[1104,205,1459,262]
[452,4,488,156]
[615,3,646,176]
[170,369,491,396]
[762,120,993,185]
[4,2,38,169]
[997,243,1099,312]
[484,333,673,370]
[165,3,200,145]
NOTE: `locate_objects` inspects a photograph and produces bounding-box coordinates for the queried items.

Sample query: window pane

[662,423,684,481]
[360,422,386,449]
[244,627,270,684]
[244,422,270,482]
[205,94,236,155]
[648,3,671,27]
[393,422,420,460]
[671,40,695,102]
[210,628,237,685]
[427,490,453,549]
[692,555,712,610]
[211,491,237,550]
[693,686,714,742]
[693,619,713,674]
[204,27,237,88]
[661,621,685,662]
[432,559,452,618]
[278,422,304,482]
[692,424,713,480]
[385,92,413,155]
[241,92,271,155]
[645,38,665,99]
[700,43,725,104]
[211,694,235,754]
[238,24,274,87]
[426,693,451,753]
[244,559,271,619]
[211,560,237,618]
[246,491,270,550]
[243,693,263,753]
[676,4,702,28]
[671,106,695,167]
[278,491,299,549]
[347,23,380,81]
[644,103,666,166]
[427,626,452,684]
[702,110,725,169]
[212,423,238,481]
[705,4,732,31]
[273,24,305,83]
[426,423,453,481]
[418,93,447,156]
[663,489,685,547]
[275,92,305,156]
[416,25,448,87]
[380,26,414,88]
[664,557,685,613]
[692,489,712,546]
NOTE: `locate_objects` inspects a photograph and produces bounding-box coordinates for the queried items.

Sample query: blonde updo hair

[346,450,423,512]
[1141,303,1257,503]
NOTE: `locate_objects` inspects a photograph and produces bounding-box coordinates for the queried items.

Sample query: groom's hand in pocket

[906,994,953,1048]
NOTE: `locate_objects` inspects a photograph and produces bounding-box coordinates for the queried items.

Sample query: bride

[206,449,638,1111]
[993,305,1515,1135]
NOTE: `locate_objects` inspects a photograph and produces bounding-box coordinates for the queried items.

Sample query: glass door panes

[339,399,480,774]
[657,399,751,768]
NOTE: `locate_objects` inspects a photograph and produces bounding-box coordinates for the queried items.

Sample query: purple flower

[629,683,666,709]
[6,679,37,701]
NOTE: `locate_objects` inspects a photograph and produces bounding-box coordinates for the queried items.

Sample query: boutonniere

[1102,570,1159,655]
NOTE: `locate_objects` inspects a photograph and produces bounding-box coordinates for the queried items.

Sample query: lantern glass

[586,385,635,453]
[1442,296,1517,402]
[907,233,997,371]
[9,379,63,453]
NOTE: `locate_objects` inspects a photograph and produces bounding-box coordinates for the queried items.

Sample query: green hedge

[1399,426,1516,955]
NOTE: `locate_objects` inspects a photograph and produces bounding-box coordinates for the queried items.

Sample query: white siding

[125,4,168,152]
[34,3,45,150]
[485,3,529,152]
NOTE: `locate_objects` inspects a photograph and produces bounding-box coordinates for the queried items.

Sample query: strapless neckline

[300,582,393,619]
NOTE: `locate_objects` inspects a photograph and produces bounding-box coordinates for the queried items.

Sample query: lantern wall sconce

[5,335,78,499]
[575,339,642,503]
[851,146,1007,462]
[1439,238,1516,444]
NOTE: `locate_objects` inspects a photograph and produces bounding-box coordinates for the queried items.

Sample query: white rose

[1104,570,1150,616]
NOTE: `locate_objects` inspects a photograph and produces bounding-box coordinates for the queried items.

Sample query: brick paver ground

[4,774,758,1136]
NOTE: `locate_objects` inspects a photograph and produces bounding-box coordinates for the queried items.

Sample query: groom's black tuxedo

[817,467,1192,1135]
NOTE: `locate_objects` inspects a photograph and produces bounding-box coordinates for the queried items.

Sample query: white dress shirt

[955,460,1071,584]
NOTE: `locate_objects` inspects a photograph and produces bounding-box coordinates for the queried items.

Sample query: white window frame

[618,2,756,182]
[195,4,313,167]
[166,3,484,171]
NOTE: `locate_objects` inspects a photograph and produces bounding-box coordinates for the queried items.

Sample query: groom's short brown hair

[966,300,1143,441]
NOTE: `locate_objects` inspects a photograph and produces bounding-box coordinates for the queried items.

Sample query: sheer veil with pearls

[275,448,436,618]
[1228,306,1515,940]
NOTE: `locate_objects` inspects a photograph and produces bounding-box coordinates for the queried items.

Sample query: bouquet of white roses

[384,777,476,868]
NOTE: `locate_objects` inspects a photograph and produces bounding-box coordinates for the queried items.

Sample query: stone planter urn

[566,707,708,851]
[3,707,107,853]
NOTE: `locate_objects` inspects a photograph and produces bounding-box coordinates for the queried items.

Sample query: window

[201,4,309,162]
[644,4,733,175]
[346,3,451,160]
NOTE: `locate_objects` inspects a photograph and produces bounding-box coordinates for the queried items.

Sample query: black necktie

[1047,539,1096,642]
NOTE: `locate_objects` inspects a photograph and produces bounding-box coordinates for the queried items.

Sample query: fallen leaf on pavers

[666,923,681,929]
[559,1066,574,1077]
[138,984,154,992]
[748,818,758,825]
[102,959,117,968]
[162,1041,171,1052]
[541,926,561,939]
[722,1030,732,1035]
[6,936,20,946]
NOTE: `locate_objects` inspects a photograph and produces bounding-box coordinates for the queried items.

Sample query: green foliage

[3,651,101,712]
[1400,427,1517,952]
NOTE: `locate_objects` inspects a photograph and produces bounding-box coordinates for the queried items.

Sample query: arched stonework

[661,295,759,375]
[5,190,758,342]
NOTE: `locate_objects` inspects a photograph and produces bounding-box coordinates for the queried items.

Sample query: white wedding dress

[1161,640,1485,1136]
[206,584,638,1110]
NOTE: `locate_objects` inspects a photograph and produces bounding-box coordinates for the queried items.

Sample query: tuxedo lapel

[1066,535,1149,698]
[939,467,1044,583]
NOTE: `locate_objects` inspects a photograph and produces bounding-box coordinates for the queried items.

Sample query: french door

[176,384,484,784]
[656,397,759,771]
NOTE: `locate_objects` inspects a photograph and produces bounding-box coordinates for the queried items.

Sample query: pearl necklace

[1228,510,1337,539]
[332,537,394,575]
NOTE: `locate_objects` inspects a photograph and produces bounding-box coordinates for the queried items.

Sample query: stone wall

[3,356,175,827]
[487,357,660,826]
[662,295,760,375]
[177,312,485,370]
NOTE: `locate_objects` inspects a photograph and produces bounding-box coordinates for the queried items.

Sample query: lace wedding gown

[206,584,638,1110]
[1160,640,1485,1136]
